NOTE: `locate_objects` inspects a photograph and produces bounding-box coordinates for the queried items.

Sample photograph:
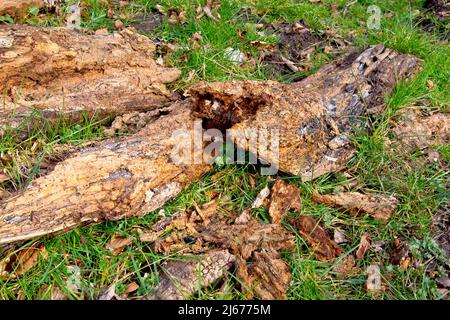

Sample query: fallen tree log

[0,44,421,244]
[0,25,180,129]
[0,103,211,244]
[191,44,421,180]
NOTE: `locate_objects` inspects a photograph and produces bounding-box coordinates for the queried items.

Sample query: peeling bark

[0,103,210,244]
[0,25,180,129]
[147,249,236,300]
[191,44,421,180]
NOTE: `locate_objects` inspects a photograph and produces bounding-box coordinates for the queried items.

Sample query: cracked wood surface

[0,103,210,244]
[0,25,180,129]
[191,44,421,181]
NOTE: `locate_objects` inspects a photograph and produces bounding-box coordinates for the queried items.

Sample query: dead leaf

[126,281,139,293]
[312,192,398,220]
[66,265,81,294]
[251,186,270,209]
[189,31,203,50]
[13,244,47,276]
[196,0,221,21]
[107,234,133,255]
[290,215,343,261]
[147,249,235,300]
[168,10,186,24]
[107,7,114,18]
[114,19,124,30]
[333,229,347,244]
[356,233,371,260]
[392,108,450,152]
[366,265,382,293]
[268,179,301,224]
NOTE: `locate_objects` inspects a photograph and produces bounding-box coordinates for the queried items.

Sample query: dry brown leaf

[356,233,371,260]
[389,239,411,269]
[251,186,270,209]
[98,284,120,300]
[107,7,114,18]
[268,179,301,224]
[114,19,124,30]
[312,192,398,220]
[107,234,133,255]
[290,215,343,261]
[237,248,291,300]
[332,255,358,278]
[147,249,235,300]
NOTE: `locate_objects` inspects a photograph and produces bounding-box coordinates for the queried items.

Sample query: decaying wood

[147,249,236,300]
[191,44,421,181]
[140,181,297,300]
[0,104,211,244]
[0,0,44,19]
[312,192,398,220]
[268,179,301,224]
[290,215,343,262]
[0,44,421,245]
[0,25,180,129]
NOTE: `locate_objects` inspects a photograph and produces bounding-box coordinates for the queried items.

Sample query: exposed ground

[0,0,449,300]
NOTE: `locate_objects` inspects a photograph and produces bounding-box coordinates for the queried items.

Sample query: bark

[0,103,211,244]
[191,44,422,181]
[0,25,180,129]
[0,0,44,19]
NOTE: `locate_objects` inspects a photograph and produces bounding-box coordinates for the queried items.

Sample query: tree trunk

[0,25,181,129]
[0,44,421,244]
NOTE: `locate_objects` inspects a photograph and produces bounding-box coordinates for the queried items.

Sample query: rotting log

[0,44,421,244]
[0,25,181,128]
[0,103,211,244]
[191,44,421,181]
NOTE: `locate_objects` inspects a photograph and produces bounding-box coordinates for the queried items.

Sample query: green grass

[0,0,449,300]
